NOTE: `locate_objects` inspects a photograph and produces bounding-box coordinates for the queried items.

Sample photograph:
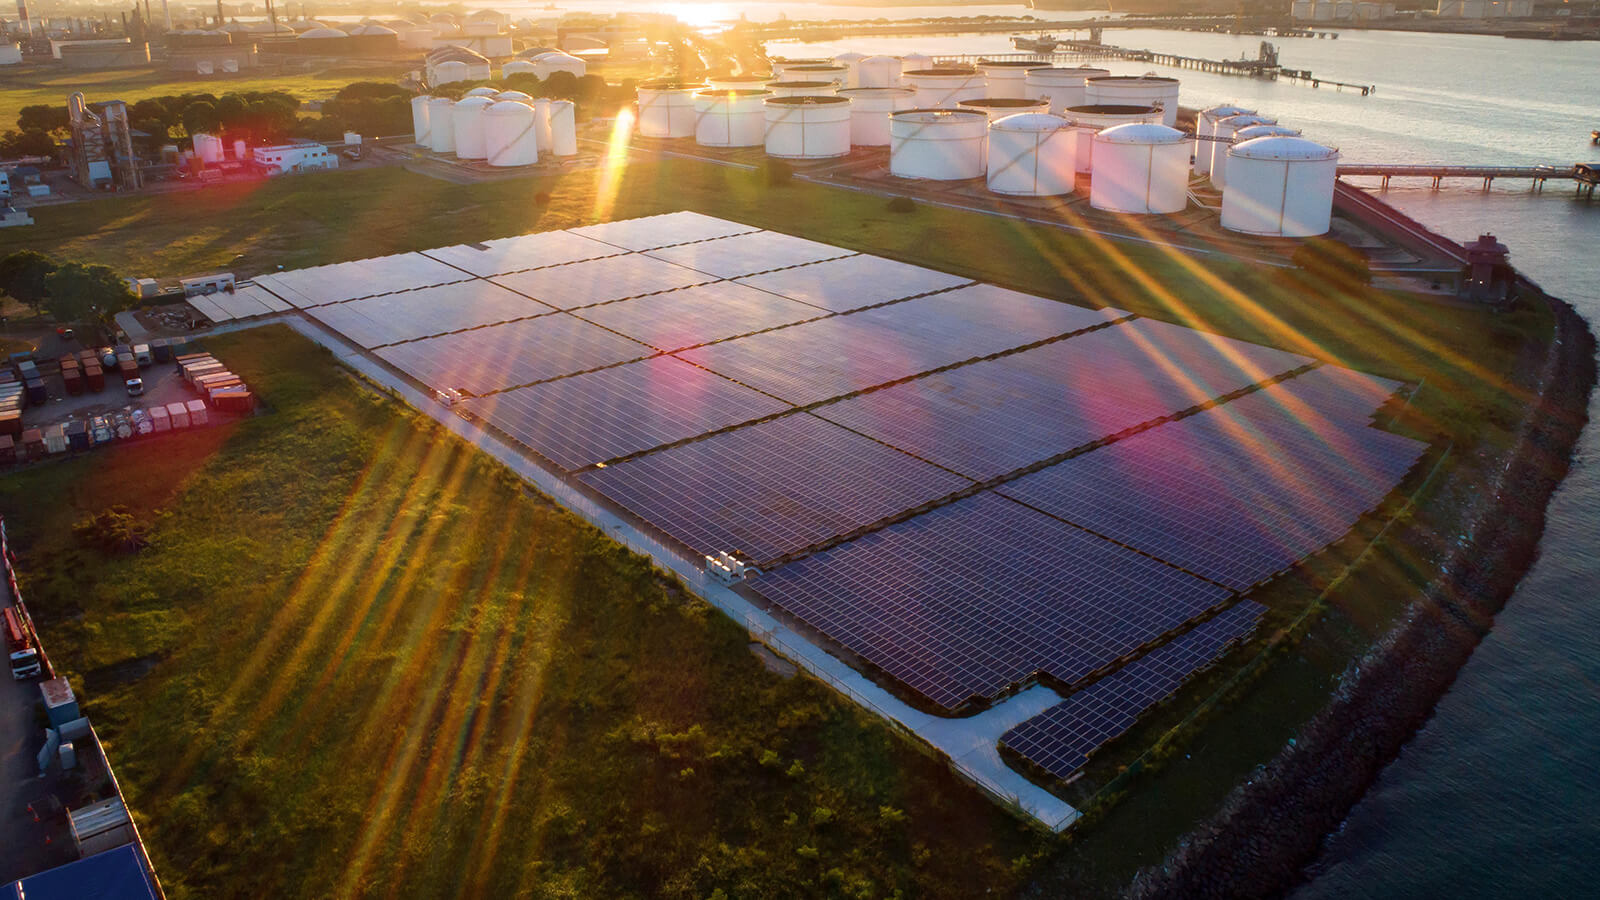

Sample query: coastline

[1125,274,1596,897]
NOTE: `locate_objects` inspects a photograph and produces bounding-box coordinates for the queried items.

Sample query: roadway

[0,575,75,883]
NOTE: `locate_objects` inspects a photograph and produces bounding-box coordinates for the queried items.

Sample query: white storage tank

[1024,66,1110,114]
[889,108,987,181]
[957,97,1051,120]
[434,60,469,85]
[534,98,554,152]
[453,95,495,160]
[770,58,831,79]
[1194,104,1254,175]
[838,87,917,146]
[1209,113,1278,188]
[502,59,536,79]
[902,68,985,109]
[857,55,903,89]
[464,87,499,98]
[1220,136,1340,238]
[637,82,706,138]
[234,139,248,160]
[411,95,431,145]
[695,89,771,148]
[533,51,586,80]
[977,60,1049,100]
[193,133,224,163]
[428,97,456,153]
[1233,123,1302,143]
[987,113,1077,197]
[764,95,853,160]
[707,74,772,91]
[495,90,534,104]
[899,52,933,74]
[1065,104,1161,174]
[785,63,848,86]
[548,100,578,157]
[832,51,868,88]
[1090,122,1191,215]
[766,80,838,98]
[1085,76,1181,126]
[484,100,539,166]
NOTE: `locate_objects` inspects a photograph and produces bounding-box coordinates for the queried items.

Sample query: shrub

[765,159,795,186]
[73,506,150,554]
[887,196,916,214]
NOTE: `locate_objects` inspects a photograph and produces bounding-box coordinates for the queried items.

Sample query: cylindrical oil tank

[977,60,1049,100]
[832,51,868,88]
[428,97,456,153]
[1024,66,1110,114]
[785,63,848,86]
[766,80,838,98]
[695,89,771,148]
[957,97,1051,120]
[1085,76,1181,126]
[987,113,1077,197]
[764,95,853,160]
[548,100,578,157]
[637,82,706,138]
[706,73,772,91]
[889,108,987,180]
[1090,123,1191,215]
[464,86,499,98]
[1220,136,1340,237]
[838,87,917,146]
[411,95,431,144]
[533,98,554,152]
[1233,123,1301,143]
[899,52,932,74]
[770,58,831,79]
[233,138,247,160]
[858,55,902,89]
[453,95,494,160]
[1065,104,1161,174]
[193,133,224,163]
[1209,113,1277,188]
[502,59,536,78]
[1194,104,1253,175]
[485,100,539,166]
[434,60,469,85]
[902,68,985,109]
[534,51,586,80]
[495,90,533,104]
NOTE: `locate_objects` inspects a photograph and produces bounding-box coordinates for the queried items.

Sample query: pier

[1337,163,1596,196]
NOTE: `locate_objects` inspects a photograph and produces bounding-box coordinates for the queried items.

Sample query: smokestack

[14,0,30,39]
[215,0,222,27]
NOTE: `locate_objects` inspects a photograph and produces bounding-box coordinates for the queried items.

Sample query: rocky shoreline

[1126,288,1597,900]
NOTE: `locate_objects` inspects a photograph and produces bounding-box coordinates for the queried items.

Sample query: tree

[182,100,220,136]
[214,93,249,130]
[130,98,175,130]
[540,70,580,100]
[0,251,57,306]
[17,104,69,135]
[41,262,133,326]
[0,129,58,160]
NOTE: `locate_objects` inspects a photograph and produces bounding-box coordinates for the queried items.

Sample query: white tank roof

[298,27,346,39]
[892,108,987,125]
[484,100,531,116]
[991,113,1072,132]
[464,87,499,97]
[496,90,534,102]
[1230,136,1339,160]
[455,96,496,109]
[1202,104,1254,117]
[1095,122,1187,144]
[1234,124,1301,139]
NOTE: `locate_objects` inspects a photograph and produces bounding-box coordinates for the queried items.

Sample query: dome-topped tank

[1085,76,1181,127]
[1089,122,1190,215]
[484,100,539,166]
[1065,104,1161,174]
[1220,136,1340,237]
[427,96,457,153]
[977,60,1050,100]
[1024,66,1111,114]
[987,113,1077,197]
[889,108,987,180]
[495,90,534,104]
[464,87,499,98]
[832,51,868,88]
[858,55,903,89]
[453,95,495,160]
[1194,104,1254,175]
[1209,113,1278,188]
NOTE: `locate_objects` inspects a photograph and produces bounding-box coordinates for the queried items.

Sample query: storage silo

[858,55,903,89]
[766,80,838,98]
[1220,136,1339,237]
[1084,76,1182,126]
[495,90,534,103]
[464,87,499,98]
[1024,66,1111,114]
[428,97,456,153]
[707,74,772,91]
[977,60,1049,100]
[1194,104,1254,175]
[1089,123,1190,215]
[889,108,987,180]
[900,52,933,74]
[1065,104,1161,174]
[503,59,536,79]
[434,60,469,86]
[903,68,986,109]
[770,58,831,79]
[549,100,578,157]
[838,87,917,146]
[1209,113,1277,188]
[533,51,586,80]
[833,51,868,88]
[193,133,224,163]
[987,113,1076,197]
[534,98,554,152]
[695,89,771,148]
[786,63,848,86]
[957,97,1051,120]
[411,94,432,145]
[485,100,539,166]
[453,95,495,160]
[637,82,706,138]
[764,95,853,160]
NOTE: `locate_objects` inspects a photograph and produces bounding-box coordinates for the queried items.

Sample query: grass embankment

[0,327,1045,899]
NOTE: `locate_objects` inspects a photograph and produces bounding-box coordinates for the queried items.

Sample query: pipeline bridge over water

[1337,163,1600,197]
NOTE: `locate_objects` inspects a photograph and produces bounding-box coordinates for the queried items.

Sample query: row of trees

[0,251,133,329]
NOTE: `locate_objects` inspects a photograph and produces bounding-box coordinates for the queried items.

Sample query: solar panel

[576,413,971,563]
[1000,601,1264,781]
[998,366,1426,590]
[205,284,290,320]
[574,282,823,353]
[645,231,857,279]
[814,317,1310,479]
[421,230,622,276]
[749,492,1233,712]
[568,211,762,251]
[735,254,974,312]
[307,280,552,348]
[489,253,717,310]
[678,286,1123,404]
[375,314,654,396]
[252,252,467,308]
[462,356,793,471]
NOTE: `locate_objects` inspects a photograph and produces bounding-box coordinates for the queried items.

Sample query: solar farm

[238,211,1430,806]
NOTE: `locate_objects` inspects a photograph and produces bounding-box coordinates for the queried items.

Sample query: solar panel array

[462,356,791,471]
[420,230,621,277]
[568,210,762,251]
[253,252,468,308]
[998,365,1428,590]
[999,601,1264,780]
[375,315,653,396]
[490,254,717,310]
[644,230,857,279]
[736,254,974,312]
[574,281,823,352]
[306,281,550,348]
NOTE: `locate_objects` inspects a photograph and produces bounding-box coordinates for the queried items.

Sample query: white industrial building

[1435,0,1532,16]
[252,143,339,175]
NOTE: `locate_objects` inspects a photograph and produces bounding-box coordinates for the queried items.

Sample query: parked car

[98,346,117,368]
[125,377,144,397]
